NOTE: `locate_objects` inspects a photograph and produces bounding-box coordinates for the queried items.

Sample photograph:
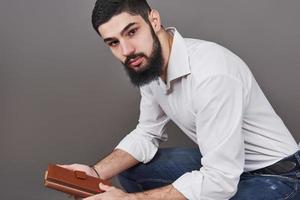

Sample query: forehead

[98,12,146,38]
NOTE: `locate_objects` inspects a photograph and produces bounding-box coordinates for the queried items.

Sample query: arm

[83,184,187,200]
[62,85,168,175]
[113,85,169,163]
[132,184,186,200]
[93,149,139,180]
[81,85,175,199]
[172,75,246,200]
[59,148,139,180]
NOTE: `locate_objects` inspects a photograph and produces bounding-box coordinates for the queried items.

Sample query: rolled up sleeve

[173,75,245,200]
[115,85,170,163]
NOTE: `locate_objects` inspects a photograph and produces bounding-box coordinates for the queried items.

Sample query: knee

[116,169,130,183]
[117,162,147,183]
[117,168,144,193]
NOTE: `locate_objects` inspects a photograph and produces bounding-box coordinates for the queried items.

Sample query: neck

[157,28,173,83]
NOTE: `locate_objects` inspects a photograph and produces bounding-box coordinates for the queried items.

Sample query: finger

[82,191,103,200]
[57,164,78,171]
[99,182,114,192]
[57,164,73,170]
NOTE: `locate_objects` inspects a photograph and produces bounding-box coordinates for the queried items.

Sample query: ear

[148,9,162,33]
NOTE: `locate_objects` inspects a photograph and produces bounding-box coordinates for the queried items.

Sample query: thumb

[99,182,113,192]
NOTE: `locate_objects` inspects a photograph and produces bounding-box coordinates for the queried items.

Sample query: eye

[128,28,138,37]
[108,40,119,47]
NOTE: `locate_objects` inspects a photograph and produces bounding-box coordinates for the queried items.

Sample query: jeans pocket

[255,174,298,200]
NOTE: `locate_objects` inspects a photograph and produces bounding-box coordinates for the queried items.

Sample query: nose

[121,40,135,57]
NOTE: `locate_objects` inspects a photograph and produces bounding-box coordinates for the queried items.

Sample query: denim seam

[282,179,298,200]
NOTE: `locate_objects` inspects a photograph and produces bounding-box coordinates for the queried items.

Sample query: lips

[128,56,143,67]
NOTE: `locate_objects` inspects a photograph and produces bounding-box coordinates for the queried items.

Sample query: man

[61,0,300,199]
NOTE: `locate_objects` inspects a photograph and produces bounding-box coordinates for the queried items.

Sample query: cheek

[137,33,154,56]
[111,48,126,63]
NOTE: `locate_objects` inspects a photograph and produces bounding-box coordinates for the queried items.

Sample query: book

[44,164,111,198]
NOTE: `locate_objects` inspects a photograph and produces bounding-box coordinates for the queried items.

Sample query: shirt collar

[164,27,191,89]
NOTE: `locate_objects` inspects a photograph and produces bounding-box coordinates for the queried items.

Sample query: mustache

[124,53,147,66]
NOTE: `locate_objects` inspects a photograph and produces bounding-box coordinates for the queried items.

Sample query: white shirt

[115,28,299,200]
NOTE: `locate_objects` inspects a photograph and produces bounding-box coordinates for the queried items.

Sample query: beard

[122,26,163,87]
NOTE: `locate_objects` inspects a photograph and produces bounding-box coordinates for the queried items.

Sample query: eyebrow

[103,22,137,43]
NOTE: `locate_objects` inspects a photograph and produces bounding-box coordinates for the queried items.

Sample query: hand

[58,163,99,178]
[83,183,133,200]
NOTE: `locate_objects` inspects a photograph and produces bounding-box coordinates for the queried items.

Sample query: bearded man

[61,0,300,199]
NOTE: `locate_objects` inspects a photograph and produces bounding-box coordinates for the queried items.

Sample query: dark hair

[92,0,151,35]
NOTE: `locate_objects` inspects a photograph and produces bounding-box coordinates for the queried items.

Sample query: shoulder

[184,38,252,84]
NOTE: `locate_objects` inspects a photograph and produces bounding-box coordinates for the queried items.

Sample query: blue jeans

[117,148,300,199]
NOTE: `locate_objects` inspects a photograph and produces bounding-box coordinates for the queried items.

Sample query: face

[98,12,163,87]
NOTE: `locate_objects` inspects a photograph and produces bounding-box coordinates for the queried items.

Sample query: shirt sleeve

[173,75,245,200]
[115,85,170,163]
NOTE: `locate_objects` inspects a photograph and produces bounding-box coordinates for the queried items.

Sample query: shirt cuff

[114,130,159,163]
[172,171,203,200]
[172,169,239,200]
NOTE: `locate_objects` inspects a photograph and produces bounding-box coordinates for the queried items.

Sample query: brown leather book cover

[44,164,111,198]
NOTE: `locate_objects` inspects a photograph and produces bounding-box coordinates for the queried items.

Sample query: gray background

[0,0,299,199]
